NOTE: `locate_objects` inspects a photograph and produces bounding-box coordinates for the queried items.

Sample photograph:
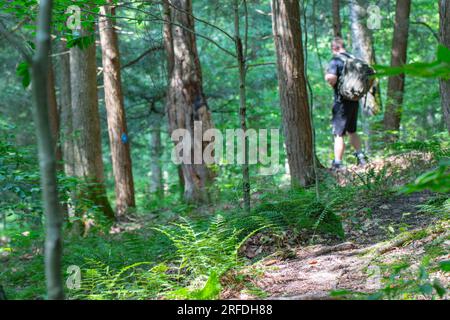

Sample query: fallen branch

[303,242,358,258]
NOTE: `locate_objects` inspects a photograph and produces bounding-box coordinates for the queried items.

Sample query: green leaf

[402,161,450,194]
[419,283,433,295]
[439,260,450,272]
[432,279,446,298]
[191,271,222,300]
[437,44,450,63]
[330,289,354,297]
[16,61,31,88]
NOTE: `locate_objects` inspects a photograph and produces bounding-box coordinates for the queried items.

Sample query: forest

[0,0,449,302]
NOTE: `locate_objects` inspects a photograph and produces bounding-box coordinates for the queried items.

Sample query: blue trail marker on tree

[121,133,129,144]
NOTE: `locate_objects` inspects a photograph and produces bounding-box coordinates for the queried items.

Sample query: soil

[224,153,449,300]
[235,191,449,300]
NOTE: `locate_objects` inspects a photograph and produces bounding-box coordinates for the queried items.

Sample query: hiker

[325,37,371,170]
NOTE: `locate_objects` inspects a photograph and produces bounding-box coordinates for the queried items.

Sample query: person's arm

[325,74,338,87]
[325,58,339,87]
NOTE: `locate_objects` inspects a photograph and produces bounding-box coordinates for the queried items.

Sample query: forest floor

[221,152,450,300]
[1,151,448,300]
[240,192,449,300]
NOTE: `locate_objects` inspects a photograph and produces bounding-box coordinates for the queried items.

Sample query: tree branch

[121,45,164,69]
[411,21,439,42]
[0,20,33,63]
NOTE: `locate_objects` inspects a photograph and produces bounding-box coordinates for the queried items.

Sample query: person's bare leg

[349,132,362,152]
[334,135,345,162]
[349,132,367,165]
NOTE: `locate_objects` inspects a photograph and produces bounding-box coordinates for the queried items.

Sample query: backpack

[337,53,375,102]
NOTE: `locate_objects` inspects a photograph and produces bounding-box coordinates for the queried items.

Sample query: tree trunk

[56,41,75,177]
[99,1,136,218]
[271,0,315,187]
[440,0,450,133]
[166,0,214,204]
[383,0,411,139]
[234,0,251,212]
[31,0,64,300]
[149,113,164,197]
[70,26,114,220]
[162,0,184,196]
[332,0,342,38]
[47,61,63,170]
[349,0,382,116]
[162,0,175,78]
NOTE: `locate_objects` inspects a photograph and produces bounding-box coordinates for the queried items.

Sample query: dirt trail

[249,191,448,299]
[222,153,450,300]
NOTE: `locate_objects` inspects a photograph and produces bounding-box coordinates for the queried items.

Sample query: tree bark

[162,0,175,78]
[99,1,136,218]
[332,0,342,38]
[149,113,164,197]
[349,0,382,116]
[31,0,64,300]
[234,0,251,212]
[271,0,315,187]
[162,0,184,196]
[70,26,114,220]
[383,0,411,139]
[440,0,450,133]
[56,41,75,176]
[166,0,214,204]
[47,61,63,170]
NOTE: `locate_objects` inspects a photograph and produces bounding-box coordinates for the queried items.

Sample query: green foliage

[251,188,345,239]
[375,45,450,80]
[0,133,42,227]
[403,160,450,194]
[369,262,448,300]
[66,35,95,49]
[390,137,450,160]
[1,0,448,301]
[154,216,249,278]
[73,261,177,300]
[16,61,30,88]
[168,271,222,300]
[440,260,450,272]
[69,215,266,300]
[416,194,450,219]
[331,261,448,300]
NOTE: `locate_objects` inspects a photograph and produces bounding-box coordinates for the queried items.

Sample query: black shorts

[332,100,359,136]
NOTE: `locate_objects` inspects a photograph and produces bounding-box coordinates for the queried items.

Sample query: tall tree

[383,0,411,139]
[332,0,342,38]
[165,0,215,203]
[56,41,75,176]
[162,0,185,197]
[349,0,382,116]
[0,0,64,299]
[162,0,175,77]
[271,0,315,187]
[47,62,62,170]
[70,19,114,220]
[149,111,164,198]
[33,0,64,300]
[440,0,450,133]
[99,0,136,218]
[233,0,251,212]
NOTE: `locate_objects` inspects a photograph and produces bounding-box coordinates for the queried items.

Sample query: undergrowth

[1,138,448,300]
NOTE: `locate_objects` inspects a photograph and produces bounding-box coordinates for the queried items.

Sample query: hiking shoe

[354,152,367,167]
[331,160,345,171]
